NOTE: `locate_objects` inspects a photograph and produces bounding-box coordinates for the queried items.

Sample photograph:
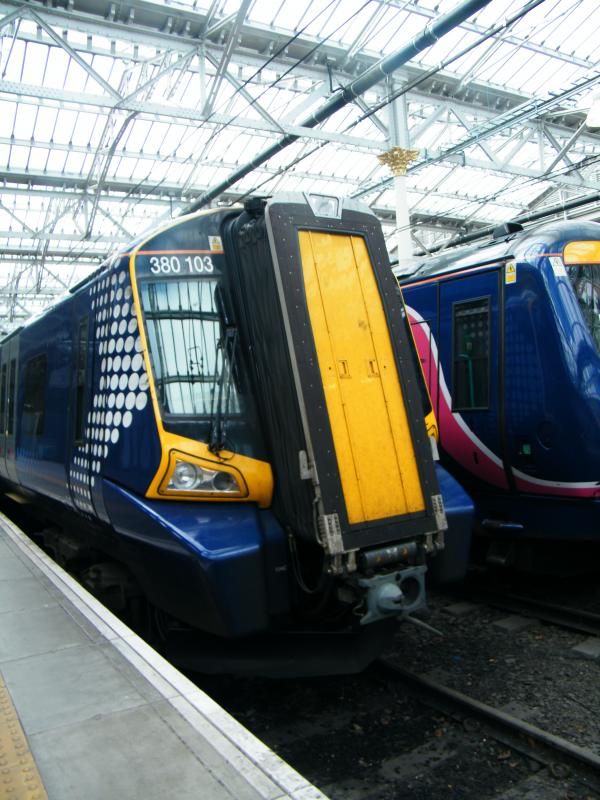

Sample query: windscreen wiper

[209,326,237,454]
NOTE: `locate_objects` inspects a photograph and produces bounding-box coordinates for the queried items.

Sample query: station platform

[0,512,327,800]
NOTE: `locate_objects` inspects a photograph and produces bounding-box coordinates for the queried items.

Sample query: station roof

[0,0,599,328]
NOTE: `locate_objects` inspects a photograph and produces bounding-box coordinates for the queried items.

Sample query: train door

[66,310,95,514]
[0,346,7,477]
[437,267,511,491]
[4,337,19,484]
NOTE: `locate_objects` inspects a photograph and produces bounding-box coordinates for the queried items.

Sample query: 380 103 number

[148,255,215,275]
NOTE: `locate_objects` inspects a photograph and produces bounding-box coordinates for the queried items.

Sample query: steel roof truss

[202,0,251,116]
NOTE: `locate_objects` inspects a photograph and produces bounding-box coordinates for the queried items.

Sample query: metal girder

[542,122,586,176]
[355,70,600,200]
[352,94,389,138]
[0,0,379,88]
[118,48,199,107]
[0,247,102,260]
[0,0,538,125]
[449,105,500,168]
[386,0,592,71]
[11,0,587,96]
[0,160,355,197]
[96,205,135,239]
[417,148,598,192]
[0,0,597,325]
[0,79,382,150]
[204,51,282,131]
[407,89,600,152]
[0,228,126,244]
[26,8,122,100]
[202,0,251,116]
[0,183,175,210]
[1,0,586,145]
[82,110,138,238]
[0,199,38,238]
[0,287,63,298]
[186,0,497,211]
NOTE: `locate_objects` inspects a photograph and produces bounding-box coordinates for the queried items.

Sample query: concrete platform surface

[0,512,327,800]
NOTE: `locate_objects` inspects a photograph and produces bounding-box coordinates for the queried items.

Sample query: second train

[399,218,600,573]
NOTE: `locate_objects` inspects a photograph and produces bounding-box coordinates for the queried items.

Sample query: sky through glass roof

[0,0,598,327]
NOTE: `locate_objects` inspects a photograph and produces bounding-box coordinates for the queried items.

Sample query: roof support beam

[186,0,496,210]
[0,229,126,244]
[0,199,38,238]
[27,8,122,100]
[202,0,251,115]
[354,68,600,199]
[0,80,381,150]
[385,0,592,70]
[204,50,282,131]
[450,105,500,167]
[542,122,586,177]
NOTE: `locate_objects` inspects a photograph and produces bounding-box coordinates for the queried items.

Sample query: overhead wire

[381,149,600,255]
[8,0,598,298]
[119,0,375,215]
[225,0,547,203]
[44,0,356,273]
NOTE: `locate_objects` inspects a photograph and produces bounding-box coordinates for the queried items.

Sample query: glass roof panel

[0,0,599,327]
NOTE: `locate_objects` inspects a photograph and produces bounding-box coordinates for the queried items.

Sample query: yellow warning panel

[298,230,425,524]
[505,260,517,284]
[0,675,47,800]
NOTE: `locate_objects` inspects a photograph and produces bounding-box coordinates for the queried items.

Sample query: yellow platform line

[0,674,47,800]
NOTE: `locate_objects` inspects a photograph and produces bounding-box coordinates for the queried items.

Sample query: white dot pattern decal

[68,267,150,515]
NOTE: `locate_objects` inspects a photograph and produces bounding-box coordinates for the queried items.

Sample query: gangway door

[298,230,425,524]
[222,195,445,555]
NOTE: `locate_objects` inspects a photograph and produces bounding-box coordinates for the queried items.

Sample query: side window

[7,358,15,435]
[22,354,47,437]
[75,316,88,442]
[0,363,6,432]
[452,298,490,410]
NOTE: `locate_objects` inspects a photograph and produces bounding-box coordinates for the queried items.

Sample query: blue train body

[0,194,472,672]
[399,220,600,570]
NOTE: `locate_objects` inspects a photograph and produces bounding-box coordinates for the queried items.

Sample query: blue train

[399,219,600,572]
[0,193,471,675]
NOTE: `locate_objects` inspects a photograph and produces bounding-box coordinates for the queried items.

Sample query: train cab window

[22,354,47,437]
[74,316,88,442]
[452,298,490,410]
[139,279,241,417]
[567,264,600,353]
[7,358,15,435]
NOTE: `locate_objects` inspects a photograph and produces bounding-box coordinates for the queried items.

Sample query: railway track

[460,589,600,637]
[375,659,600,791]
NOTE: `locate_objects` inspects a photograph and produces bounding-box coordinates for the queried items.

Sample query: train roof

[398,218,600,283]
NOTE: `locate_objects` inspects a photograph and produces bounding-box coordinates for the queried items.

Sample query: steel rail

[376,659,600,785]
[470,590,600,638]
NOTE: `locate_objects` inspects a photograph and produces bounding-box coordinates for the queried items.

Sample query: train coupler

[357,564,427,625]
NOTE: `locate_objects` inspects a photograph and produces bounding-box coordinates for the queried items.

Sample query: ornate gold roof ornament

[377,146,420,176]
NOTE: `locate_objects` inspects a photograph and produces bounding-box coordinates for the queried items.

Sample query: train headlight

[170,461,202,490]
[167,459,241,494]
[306,193,341,218]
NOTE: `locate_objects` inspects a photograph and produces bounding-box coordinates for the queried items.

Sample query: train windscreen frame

[139,277,241,419]
[566,264,600,354]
